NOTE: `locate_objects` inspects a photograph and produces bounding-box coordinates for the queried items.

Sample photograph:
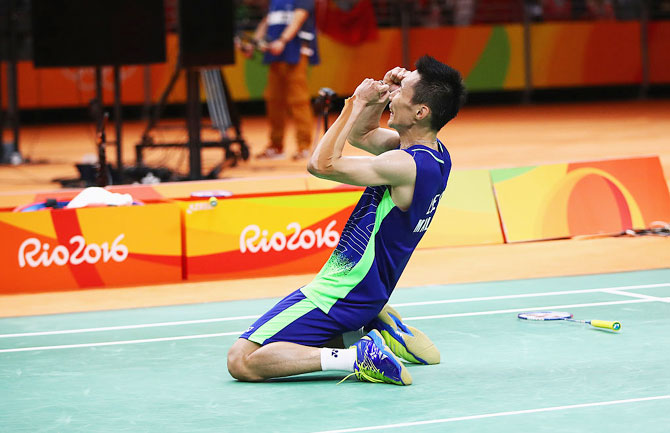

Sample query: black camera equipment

[136,0,249,181]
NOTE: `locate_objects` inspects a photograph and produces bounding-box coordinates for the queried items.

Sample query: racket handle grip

[590,320,621,331]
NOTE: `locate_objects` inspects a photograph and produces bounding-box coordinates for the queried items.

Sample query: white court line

[0,331,241,353]
[393,282,670,308]
[403,298,655,321]
[0,315,259,339]
[310,395,670,433]
[2,282,668,339]
[602,289,670,303]
[0,297,663,353]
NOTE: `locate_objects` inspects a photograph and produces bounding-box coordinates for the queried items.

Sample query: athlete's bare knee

[227,339,263,382]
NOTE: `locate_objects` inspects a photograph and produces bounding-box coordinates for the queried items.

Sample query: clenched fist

[383,67,410,93]
[353,78,390,106]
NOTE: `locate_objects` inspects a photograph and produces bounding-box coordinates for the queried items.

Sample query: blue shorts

[240,289,355,347]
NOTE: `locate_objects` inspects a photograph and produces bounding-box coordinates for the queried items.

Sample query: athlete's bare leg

[227,338,322,382]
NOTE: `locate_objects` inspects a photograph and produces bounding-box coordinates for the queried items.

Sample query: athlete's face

[388,71,422,130]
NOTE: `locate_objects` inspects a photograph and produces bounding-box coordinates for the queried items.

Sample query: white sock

[320,347,356,372]
[341,327,366,347]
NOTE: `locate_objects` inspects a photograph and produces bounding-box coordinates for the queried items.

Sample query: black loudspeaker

[178,0,235,67]
[31,0,166,67]
[0,0,32,61]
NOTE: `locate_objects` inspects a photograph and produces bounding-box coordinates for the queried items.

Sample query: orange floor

[3,100,669,192]
[1,100,669,316]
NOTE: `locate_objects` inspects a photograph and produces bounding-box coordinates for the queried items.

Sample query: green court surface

[1,269,669,432]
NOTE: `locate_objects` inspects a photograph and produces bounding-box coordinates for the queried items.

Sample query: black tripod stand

[91,100,112,187]
[135,61,249,180]
[0,0,25,165]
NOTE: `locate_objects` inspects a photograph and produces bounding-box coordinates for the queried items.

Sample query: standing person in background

[245,0,320,160]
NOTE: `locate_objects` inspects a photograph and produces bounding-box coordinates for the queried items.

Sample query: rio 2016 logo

[240,221,339,253]
[18,234,129,268]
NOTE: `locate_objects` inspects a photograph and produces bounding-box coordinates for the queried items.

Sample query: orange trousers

[265,55,314,152]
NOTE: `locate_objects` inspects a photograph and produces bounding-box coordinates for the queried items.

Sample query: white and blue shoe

[350,330,412,386]
[368,304,440,365]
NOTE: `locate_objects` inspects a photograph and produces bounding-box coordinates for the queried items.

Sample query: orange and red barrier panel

[492,156,670,242]
[0,157,668,294]
[0,203,182,294]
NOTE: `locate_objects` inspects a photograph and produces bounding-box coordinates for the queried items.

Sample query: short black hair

[412,55,466,131]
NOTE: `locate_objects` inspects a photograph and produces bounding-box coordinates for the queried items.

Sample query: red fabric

[316,0,378,45]
[473,0,524,24]
[542,0,572,20]
[582,0,616,20]
[164,0,178,32]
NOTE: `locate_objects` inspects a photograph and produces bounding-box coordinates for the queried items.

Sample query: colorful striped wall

[8,21,670,109]
[530,21,642,87]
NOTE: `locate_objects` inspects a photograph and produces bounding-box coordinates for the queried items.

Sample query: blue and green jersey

[300,141,452,328]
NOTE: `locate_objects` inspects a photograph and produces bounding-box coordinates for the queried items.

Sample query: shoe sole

[378,305,440,365]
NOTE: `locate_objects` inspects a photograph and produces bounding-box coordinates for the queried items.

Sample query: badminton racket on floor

[517,311,621,331]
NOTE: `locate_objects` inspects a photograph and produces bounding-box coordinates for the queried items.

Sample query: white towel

[66,187,134,209]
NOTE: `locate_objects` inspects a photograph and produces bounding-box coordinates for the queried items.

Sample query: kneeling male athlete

[227,55,465,385]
